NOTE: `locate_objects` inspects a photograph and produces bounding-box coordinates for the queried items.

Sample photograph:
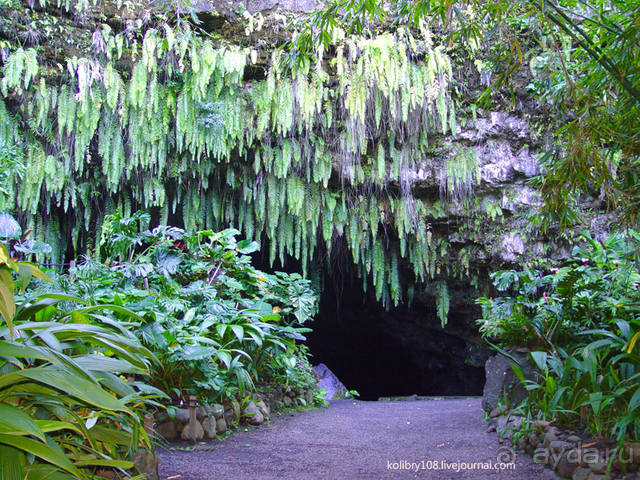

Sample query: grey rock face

[202,417,218,439]
[156,420,178,441]
[174,408,190,425]
[496,233,526,262]
[216,417,228,434]
[313,363,348,400]
[205,403,225,419]
[256,399,270,418]
[482,351,536,413]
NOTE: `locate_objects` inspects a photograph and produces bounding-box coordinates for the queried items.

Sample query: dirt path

[158,398,557,480]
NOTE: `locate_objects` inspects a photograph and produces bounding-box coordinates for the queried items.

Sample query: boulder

[155,420,178,441]
[216,417,228,434]
[242,401,265,426]
[223,408,236,427]
[556,450,580,478]
[482,351,536,412]
[256,399,270,418]
[207,403,225,419]
[543,431,558,448]
[572,467,591,480]
[180,420,204,441]
[313,363,347,400]
[196,406,208,421]
[550,440,573,454]
[174,408,190,425]
[133,448,159,480]
[201,417,217,439]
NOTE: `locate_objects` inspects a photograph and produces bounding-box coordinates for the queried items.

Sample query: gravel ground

[158,397,558,480]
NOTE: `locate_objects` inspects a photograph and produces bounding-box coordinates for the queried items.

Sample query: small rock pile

[268,384,315,407]
[155,397,271,442]
[487,411,640,480]
[154,385,318,442]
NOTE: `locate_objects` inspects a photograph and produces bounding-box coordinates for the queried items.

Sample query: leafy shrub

[0,242,163,480]
[477,230,640,443]
[40,211,320,405]
[477,231,640,350]
[265,345,318,393]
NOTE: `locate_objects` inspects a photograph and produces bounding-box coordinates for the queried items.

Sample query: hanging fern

[0,20,485,313]
[435,280,450,327]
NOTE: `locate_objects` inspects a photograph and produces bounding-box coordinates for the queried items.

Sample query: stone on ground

[242,401,265,425]
[313,363,347,400]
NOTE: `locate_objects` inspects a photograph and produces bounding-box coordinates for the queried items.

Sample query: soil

[157,397,558,480]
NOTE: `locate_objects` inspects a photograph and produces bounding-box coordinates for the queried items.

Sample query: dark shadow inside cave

[251,245,487,402]
[306,275,486,401]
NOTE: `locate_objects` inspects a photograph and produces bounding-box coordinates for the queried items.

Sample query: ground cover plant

[477,230,640,444]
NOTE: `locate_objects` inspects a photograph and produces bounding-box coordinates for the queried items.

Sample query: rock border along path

[158,397,558,479]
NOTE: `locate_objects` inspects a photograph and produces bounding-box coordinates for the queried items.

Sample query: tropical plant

[513,331,640,443]
[36,212,319,406]
[0,241,165,479]
[478,229,640,444]
[477,230,640,350]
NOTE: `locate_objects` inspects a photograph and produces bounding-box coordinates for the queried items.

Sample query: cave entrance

[306,274,486,401]
[251,246,487,401]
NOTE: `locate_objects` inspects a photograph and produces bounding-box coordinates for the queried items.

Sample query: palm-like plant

[0,242,164,480]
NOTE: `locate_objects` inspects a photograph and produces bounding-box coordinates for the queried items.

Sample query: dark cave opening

[306,275,486,401]
[249,237,488,402]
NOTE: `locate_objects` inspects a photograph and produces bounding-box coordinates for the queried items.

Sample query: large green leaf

[24,464,78,480]
[0,444,25,480]
[14,297,60,322]
[88,425,136,446]
[14,367,132,413]
[73,354,144,374]
[230,324,244,341]
[74,459,133,468]
[19,263,51,283]
[236,239,260,254]
[0,434,83,478]
[0,403,45,441]
[529,351,548,371]
[34,420,82,435]
[0,268,16,333]
[0,341,57,363]
[73,304,145,323]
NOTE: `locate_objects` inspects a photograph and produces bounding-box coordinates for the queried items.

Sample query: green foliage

[0,241,163,479]
[41,211,320,404]
[264,345,321,404]
[0,16,465,310]
[479,230,640,443]
[289,0,640,228]
[435,280,449,328]
[0,136,23,210]
[477,230,640,350]
[442,147,479,202]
